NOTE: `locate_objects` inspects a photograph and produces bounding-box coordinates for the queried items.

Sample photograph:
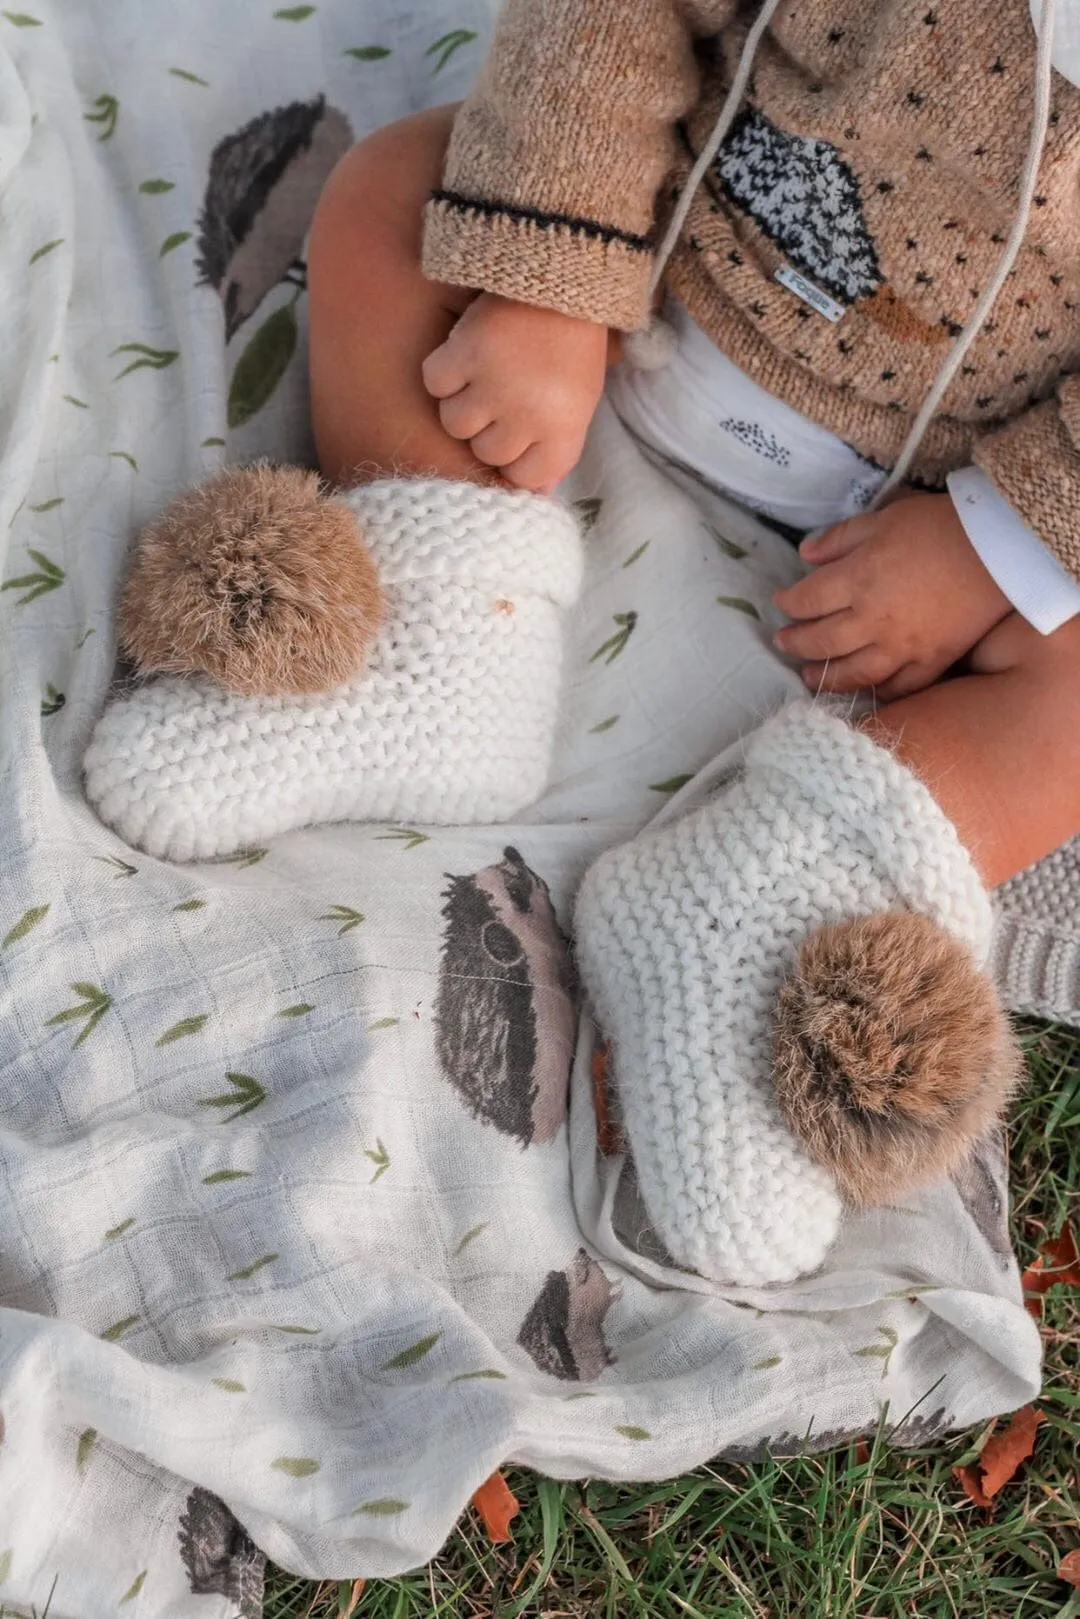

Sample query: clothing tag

[774,264,845,322]
[1030,0,1080,89]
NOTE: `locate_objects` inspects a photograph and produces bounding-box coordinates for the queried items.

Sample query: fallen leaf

[1021,1221,1079,1318]
[953,1405,1042,1509]
[591,1043,622,1156]
[1058,1549,1080,1586]
[471,1471,519,1544]
[341,1579,366,1615]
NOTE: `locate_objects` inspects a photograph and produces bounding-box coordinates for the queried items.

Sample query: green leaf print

[104,1218,136,1241]
[589,611,637,665]
[30,498,63,512]
[615,1425,651,1441]
[226,1252,278,1282]
[169,67,209,85]
[622,541,649,567]
[278,1003,313,1018]
[202,436,226,447]
[376,827,429,850]
[3,11,42,24]
[83,93,119,141]
[589,715,620,734]
[707,525,749,560]
[649,774,693,794]
[233,847,268,868]
[272,1456,320,1478]
[28,238,62,264]
[75,627,96,648]
[573,497,603,533]
[273,1324,320,1335]
[156,1013,209,1046]
[110,451,139,470]
[173,897,207,912]
[449,1369,507,1383]
[752,1356,783,1371]
[46,983,112,1047]
[139,178,174,194]
[200,1071,266,1123]
[112,342,179,380]
[62,395,88,408]
[367,1017,398,1031]
[853,1326,899,1377]
[119,1571,147,1604]
[453,1223,487,1256]
[381,1332,440,1371]
[76,1428,97,1475]
[101,1314,140,1342]
[354,1499,409,1515]
[94,854,137,877]
[320,904,364,936]
[717,595,761,619]
[212,1378,246,1392]
[160,231,192,257]
[202,1169,251,1184]
[0,1548,10,1584]
[2,904,49,948]
[425,28,477,72]
[227,301,298,428]
[274,3,315,15]
[343,44,391,59]
[3,548,65,605]
[364,1140,390,1183]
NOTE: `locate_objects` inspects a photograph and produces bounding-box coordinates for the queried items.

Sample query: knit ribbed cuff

[422,195,655,331]
[745,704,993,962]
[973,399,1080,585]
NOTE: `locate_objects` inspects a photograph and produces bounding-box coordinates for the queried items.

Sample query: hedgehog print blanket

[0,2,1043,1614]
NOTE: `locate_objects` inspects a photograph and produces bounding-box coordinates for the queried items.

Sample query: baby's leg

[307,104,488,488]
[863,613,1080,887]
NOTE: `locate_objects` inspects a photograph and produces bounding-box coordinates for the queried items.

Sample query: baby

[307,0,1080,897]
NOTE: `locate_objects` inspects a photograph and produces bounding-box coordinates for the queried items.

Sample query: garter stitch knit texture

[84,479,583,862]
[573,703,994,1287]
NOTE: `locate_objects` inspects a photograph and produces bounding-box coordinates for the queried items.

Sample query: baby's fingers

[421,340,467,401]
[798,645,900,693]
[774,559,854,621]
[773,609,867,663]
[500,437,580,494]
[436,386,493,444]
[799,514,873,565]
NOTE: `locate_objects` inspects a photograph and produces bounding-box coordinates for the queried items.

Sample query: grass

[265,1022,1075,1615]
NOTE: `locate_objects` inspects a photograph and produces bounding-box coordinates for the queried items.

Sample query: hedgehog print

[517,1249,618,1381]
[435,847,576,1146]
[196,95,352,339]
[177,1486,265,1617]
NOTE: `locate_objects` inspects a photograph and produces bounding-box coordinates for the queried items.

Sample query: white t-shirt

[608,299,1080,634]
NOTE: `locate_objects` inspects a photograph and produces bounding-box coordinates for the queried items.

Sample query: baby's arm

[419,0,730,489]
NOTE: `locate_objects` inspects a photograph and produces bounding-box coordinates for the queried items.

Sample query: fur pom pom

[773,912,1022,1207]
[620,314,679,372]
[119,463,382,696]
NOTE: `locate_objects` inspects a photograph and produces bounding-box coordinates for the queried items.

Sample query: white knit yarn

[573,703,993,1287]
[84,479,584,861]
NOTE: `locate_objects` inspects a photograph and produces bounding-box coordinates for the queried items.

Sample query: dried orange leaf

[1042,1221,1080,1286]
[341,1578,366,1615]
[1058,1549,1080,1587]
[953,1463,993,1510]
[975,1405,1042,1500]
[471,1470,519,1544]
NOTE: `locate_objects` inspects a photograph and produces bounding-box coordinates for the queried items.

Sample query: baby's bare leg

[307,104,489,488]
[862,613,1080,887]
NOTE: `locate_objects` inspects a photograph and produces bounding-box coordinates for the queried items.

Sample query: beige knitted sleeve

[973,376,1080,583]
[421,0,723,331]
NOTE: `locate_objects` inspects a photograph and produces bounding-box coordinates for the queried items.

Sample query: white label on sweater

[774,264,845,323]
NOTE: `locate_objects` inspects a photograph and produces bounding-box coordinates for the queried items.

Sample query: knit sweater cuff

[972,397,1080,585]
[422,194,655,331]
[745,705,993,962]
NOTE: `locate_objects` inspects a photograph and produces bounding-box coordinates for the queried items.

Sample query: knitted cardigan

[422,0,1080,582]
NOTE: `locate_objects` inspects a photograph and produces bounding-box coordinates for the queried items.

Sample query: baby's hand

[421,292,611,493]
[773,493,1011,701]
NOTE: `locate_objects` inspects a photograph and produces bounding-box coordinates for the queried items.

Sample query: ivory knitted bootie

[84,477,583,861]
[574,704,1021,1287]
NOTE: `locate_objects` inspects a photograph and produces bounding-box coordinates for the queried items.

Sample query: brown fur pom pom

[773,912,1022,1207]
[119,464,382,696]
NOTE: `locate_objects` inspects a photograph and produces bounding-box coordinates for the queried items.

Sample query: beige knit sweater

[422,0,1080,580]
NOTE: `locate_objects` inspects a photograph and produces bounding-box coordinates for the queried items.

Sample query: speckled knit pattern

[424,0,1080,569]
[573,703,994,1286]
[83,480,584,862]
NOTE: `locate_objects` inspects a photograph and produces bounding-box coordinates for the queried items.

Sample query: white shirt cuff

[947,465,1080,635]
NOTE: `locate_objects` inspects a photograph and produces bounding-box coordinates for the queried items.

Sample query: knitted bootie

[84,477,583,861]
[573,703,1021,1287]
